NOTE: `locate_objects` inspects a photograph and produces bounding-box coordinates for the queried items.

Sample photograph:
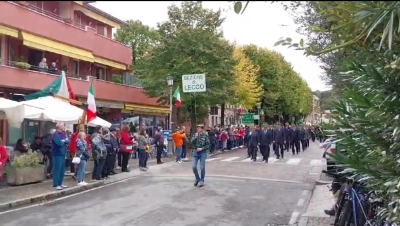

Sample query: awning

[78,98,124,109]
[0,25,18,38]
[124,103,170,115]
[75,5,121,29]
[21,32,94,62]
[94,56,126,70]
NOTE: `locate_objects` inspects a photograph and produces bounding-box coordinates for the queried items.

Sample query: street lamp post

[256,103,261,127]
[166,75,174,156]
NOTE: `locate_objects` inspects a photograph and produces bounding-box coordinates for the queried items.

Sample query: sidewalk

[0,157,174,212]
[299,184,335,226]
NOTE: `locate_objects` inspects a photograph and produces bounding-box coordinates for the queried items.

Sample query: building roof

[83,2,127,27]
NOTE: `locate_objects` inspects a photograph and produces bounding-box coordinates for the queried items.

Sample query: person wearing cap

[108,126,119,174]
[90,126,107,180]
[190,124,210,187]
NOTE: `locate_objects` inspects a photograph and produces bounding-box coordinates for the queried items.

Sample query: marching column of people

[246,123,317,163]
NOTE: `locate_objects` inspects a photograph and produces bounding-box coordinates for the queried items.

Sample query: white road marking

[287,158,302,165]
[241,158,252,162]
[297,198,305,207]
[302,190,308,196]
[288,211,300,224]
[221,157,241,162]
[310,159,323,166]
[267,158,278,164]
[206,157,223,162]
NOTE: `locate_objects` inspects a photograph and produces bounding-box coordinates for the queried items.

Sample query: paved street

[0,142,325,226]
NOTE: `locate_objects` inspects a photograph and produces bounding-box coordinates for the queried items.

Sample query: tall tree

[138,2,235,132]
[114,20,160,71]
[231,47,263,109]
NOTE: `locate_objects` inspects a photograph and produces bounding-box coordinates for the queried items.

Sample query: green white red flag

[86,82,96,123]
[173,86,181,107]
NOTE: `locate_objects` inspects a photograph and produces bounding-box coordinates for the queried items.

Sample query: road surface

[0,142,324,226]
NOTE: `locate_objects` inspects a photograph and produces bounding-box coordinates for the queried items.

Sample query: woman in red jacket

[120,125,135,172]
[0,138,8,179]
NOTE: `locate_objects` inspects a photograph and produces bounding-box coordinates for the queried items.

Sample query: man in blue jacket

[273,123,285,159]
[52,122,70,190]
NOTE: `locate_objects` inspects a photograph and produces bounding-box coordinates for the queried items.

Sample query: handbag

[72,154,82,164]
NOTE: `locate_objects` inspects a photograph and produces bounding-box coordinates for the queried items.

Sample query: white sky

[92,1,329,91]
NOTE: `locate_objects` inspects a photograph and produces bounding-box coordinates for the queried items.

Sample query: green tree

[241,45,313,123]
[114,20,160,71]
[138,2,235,132]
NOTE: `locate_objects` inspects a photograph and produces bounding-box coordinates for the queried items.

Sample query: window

[96,67,105,80]
[72,60,79,76]
[211,116,214,126]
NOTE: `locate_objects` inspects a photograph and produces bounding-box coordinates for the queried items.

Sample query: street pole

[169,86,172,131]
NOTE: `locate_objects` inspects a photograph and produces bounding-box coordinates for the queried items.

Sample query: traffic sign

[182,74,206,93]
[242,113,254,125]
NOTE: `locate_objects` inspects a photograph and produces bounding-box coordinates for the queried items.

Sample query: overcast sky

[92,1,329,91]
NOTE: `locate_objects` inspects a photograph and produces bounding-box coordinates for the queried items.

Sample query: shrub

[11,152,41,168]
[14,62,31,69]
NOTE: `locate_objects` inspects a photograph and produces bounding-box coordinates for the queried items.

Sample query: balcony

[0,59,160,106]
[0,1,132,66]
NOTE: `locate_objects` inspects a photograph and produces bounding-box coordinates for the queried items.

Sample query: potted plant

[17,1,29,6]
[5,152,45,185]
[63,18,73,24]
[14,56,31,69]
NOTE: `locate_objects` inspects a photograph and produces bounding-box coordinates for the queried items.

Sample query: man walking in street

[284,123,292,153]
[259,126,272,163]
[248,126,260,162]
[52,122,70,190]
[291,125,300,154]
[190,124,210,187]
[273,123,285,159]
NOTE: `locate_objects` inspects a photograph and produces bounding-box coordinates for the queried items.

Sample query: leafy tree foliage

[231,47,263,109]
[241,45,313,123]
[114,20,160,72]
[137,2,235,131]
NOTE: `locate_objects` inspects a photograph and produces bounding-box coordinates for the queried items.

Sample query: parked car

[320,133,348,174]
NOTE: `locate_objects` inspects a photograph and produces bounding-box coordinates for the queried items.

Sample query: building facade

[0,1,169,144]
[208,104,240,127]
[305,95,321,125]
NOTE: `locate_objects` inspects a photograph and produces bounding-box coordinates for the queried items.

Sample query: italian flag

[173,86,181,107]
[86,82,96,123]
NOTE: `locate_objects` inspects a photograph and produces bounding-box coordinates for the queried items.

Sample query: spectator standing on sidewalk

[137,129,149,171]
[153,127,164,164]
[108,126,119,174]
[101,128,112,179]
[68,125,89,179]
[42,129,55,178]
[181,126,189,161]
[172,128,186,163]
[52,122,70,190]
[207,128,216,154]
[76,132,91,186]
[0,138,8,180]
[91,126,107,180]
[119,125,134,172]
[219,129,228,151]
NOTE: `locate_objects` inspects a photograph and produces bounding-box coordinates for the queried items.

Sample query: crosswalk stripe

[206,157,223,162]
[310,159,323,166]
[287,158,302,165]
[222,157,241,162]
[241,158,252,162]
[267,158,278,164]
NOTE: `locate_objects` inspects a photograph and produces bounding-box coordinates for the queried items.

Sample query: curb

[0,181,104,212]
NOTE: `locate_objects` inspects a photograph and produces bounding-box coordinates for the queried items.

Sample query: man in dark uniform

[273,123,285,159]
[207,128,216,154]
[248,126,260,162]
[259,126,272,163]
[291,125,300,154]
[284,123,292,152]
[299,125,306,151]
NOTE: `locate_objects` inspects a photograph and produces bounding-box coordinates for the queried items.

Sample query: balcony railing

[11,1,85,30]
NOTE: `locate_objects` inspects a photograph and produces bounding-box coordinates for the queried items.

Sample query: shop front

[122,104,169,137]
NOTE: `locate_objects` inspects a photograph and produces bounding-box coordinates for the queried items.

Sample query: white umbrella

[22,96,111,128]
[0,98,43,128]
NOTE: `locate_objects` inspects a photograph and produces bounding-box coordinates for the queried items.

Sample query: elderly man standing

[52,123,70,190]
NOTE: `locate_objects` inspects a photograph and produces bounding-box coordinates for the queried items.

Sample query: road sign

[182,74,206,93]
[242,113,255,125]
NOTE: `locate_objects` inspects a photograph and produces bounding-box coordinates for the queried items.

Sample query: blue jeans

[52,155,66,187]
[175,147,182,162]
[77,159,87,182]
[181,146,187,159]
[92,158,105,179]
[138,149,147,167]
[192,151,207,182]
